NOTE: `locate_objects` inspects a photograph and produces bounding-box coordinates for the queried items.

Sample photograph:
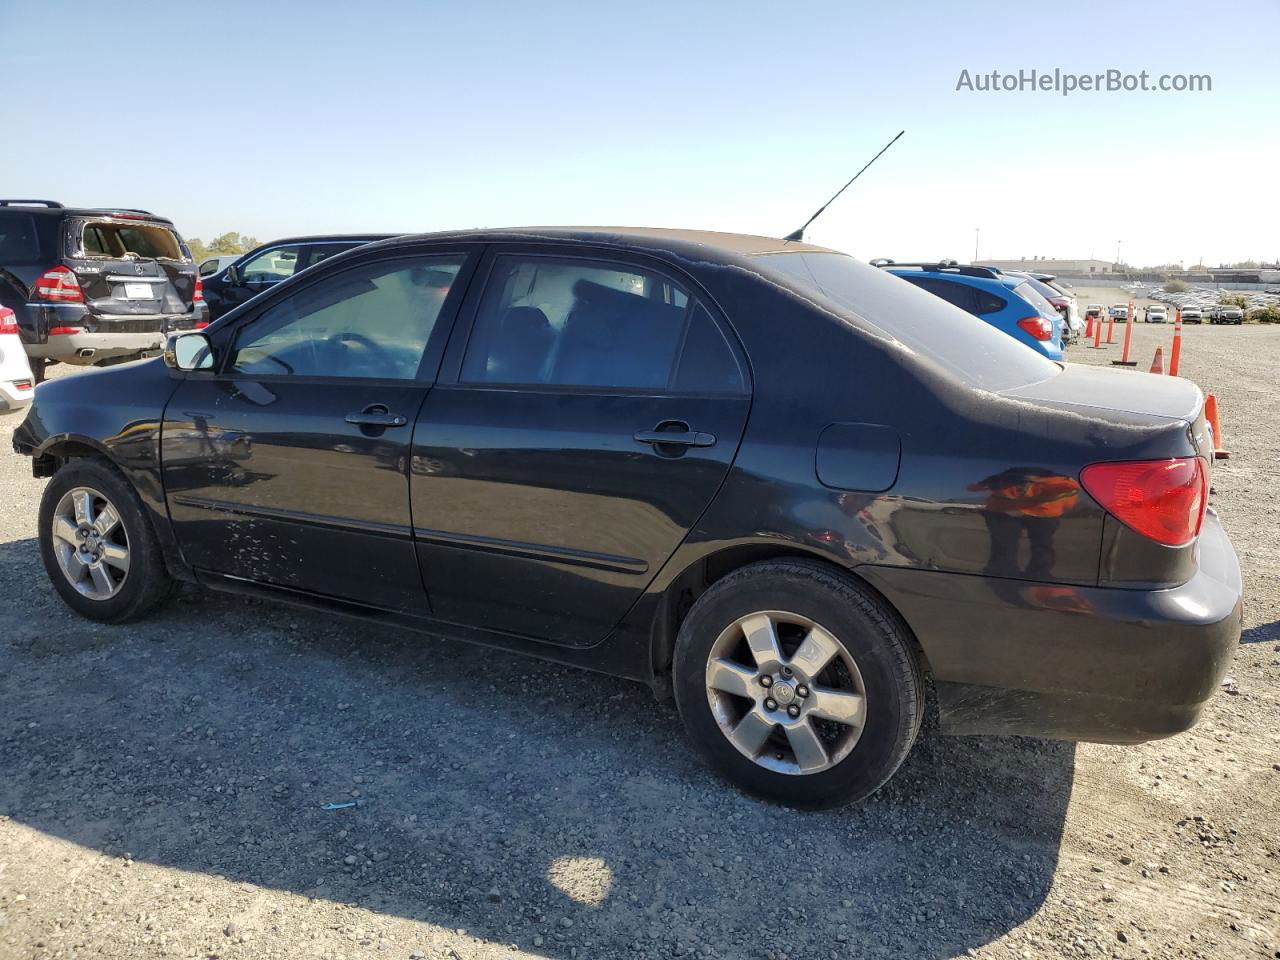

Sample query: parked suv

[0,200,207,381]
[201,235,395,321]
[876,261,1064,359]
[1209,304,1244,325]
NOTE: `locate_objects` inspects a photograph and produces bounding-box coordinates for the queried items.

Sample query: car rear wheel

[38,458,173,623]
[673,559,923,808]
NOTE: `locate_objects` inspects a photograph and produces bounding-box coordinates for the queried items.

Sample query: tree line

[185,231,260,263]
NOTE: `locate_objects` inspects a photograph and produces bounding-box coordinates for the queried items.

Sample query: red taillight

[48,325,85,335]
[16,380,33,391]
[0,307,17,335]
[1080,458,1207,547]
[193,275,204,303]
[1017,315,1052,341]
[35,266,84,303]
[195,321,209,329]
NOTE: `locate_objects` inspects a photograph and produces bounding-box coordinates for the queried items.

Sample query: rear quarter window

[0,211,53,265]
[753,252,1059,391]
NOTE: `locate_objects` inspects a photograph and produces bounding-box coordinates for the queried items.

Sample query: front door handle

[346,404,407,427]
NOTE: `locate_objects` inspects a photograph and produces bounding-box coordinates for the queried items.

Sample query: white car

[0,305,36,412]
[1145,306,1168,323]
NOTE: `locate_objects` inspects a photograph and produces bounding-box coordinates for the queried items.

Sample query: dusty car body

[13,228,1242,806]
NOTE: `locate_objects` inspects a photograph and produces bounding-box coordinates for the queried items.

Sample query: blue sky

[3,0,1276,266]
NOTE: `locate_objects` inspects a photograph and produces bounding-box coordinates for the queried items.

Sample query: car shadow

[0,536,1074,959]
[1239,619,1278,644]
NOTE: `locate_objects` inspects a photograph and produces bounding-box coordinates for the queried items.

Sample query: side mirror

[225,264,240,285]
[165,332,215,371]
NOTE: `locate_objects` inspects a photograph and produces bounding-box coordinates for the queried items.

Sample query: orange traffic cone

[1204,393,1230,459]
[1149,346,1164,374]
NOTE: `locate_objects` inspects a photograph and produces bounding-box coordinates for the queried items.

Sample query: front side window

[461,255,739,392]
[231,256,463,380]
[239,245,301,284]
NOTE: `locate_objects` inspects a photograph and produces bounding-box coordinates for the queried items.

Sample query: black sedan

[12,228,1242,807]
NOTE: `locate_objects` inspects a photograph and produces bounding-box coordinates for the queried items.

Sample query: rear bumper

[0,379,34,412]
[31,330,167,363]
[19,301,205,358]
[860,508,1242,743]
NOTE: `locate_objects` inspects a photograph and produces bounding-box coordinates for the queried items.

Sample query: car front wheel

[38,458,173,623]
[673,559,923,808]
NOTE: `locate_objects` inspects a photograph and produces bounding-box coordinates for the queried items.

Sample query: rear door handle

[633,429,716,448]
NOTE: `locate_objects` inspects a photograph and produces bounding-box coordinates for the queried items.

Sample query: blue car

[876,261,1064,360]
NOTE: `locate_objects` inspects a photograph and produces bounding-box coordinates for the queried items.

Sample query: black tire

[673,559,923,808]
[38,457,173,623]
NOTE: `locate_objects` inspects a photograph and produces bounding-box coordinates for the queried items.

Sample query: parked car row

[869,260,1072,359]
[0,200,394,385]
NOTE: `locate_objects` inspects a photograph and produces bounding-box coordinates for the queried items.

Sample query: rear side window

[901,276,977,313]
[755,252,1059,390]
[81,221,185,261]
[461,255,742,393]
[0,212,48,265]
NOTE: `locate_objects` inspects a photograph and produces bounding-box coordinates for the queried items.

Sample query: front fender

[12,358,192,581]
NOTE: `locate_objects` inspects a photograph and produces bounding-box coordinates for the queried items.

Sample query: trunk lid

[1002,363,1203,425]
[66,217,197,321]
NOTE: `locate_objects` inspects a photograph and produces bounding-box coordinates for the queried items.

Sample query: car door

[410,246,751,646]
[161,248,477,610]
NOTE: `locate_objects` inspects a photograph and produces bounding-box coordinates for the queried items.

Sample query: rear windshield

[753,252,1059,390]
[0,211,55,265]
[80,221,188,261]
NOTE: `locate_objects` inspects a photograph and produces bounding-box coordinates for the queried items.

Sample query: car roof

[249,233,399,247]
[363,226,837,265]
[0,201,175,224]
[885,265,1022,292]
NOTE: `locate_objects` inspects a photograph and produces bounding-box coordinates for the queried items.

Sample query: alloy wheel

[704,610,867,775]
[50,486,130,601]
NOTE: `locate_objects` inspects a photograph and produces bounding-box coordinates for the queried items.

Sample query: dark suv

[11,228,1242,807]
[0,200,207,381]
[200,234,394,321]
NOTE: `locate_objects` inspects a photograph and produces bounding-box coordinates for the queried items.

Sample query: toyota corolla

[12,228,1242,807]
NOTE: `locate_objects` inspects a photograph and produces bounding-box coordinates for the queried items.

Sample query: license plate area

[123,283,155,300]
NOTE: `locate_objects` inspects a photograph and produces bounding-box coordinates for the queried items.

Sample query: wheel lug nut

[796,685,809,698]
[764,698,777,711]
[788,704,800,718]
[781,666,793,678]
[759,675,773,688]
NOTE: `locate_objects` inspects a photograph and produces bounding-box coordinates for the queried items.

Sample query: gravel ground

[1,326,1277,960]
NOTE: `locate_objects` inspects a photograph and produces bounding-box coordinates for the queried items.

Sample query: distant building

[975,258,1116,276]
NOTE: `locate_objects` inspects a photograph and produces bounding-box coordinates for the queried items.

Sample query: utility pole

[974,228,980,262]
[1116,240,1122,266]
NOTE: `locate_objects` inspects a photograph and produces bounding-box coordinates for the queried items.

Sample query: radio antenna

[783,130,904,242]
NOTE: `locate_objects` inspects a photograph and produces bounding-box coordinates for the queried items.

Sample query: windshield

[80,220,187,261]
[753,252,1059,390]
